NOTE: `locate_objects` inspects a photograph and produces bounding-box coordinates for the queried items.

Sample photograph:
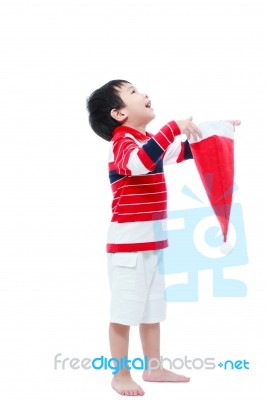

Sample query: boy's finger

[221,119,241,126]
[191,122,202,138]
[190,129,197,141]
[192,124,202,138]
[197,129,203,138]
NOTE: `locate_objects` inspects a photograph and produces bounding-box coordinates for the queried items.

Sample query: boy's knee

[110,322,130,330]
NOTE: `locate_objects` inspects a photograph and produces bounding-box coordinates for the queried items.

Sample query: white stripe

[163,138,182,166]
[117,209,166,215]
[166,123,175,140]
[108,142,114,162]
[121,191,167,196]
[107,220,168,244]
[119,200,167,206]
[127,147,150,175]
[112,200,166,212]
[112,191,165,201]
[166,123,174,134]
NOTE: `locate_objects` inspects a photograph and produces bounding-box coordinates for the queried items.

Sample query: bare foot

[142,367,190,383]
[111,374,145,396]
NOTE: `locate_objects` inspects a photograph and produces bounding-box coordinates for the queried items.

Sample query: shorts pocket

[111,252,138,292]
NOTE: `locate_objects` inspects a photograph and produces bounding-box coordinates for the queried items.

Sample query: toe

[138,387,145,395]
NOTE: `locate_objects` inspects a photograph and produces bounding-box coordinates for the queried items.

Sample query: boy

[86,80,238,396]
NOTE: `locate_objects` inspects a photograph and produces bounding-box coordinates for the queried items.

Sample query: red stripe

[109,140,141,172]
[154,123,179,148]
[109,161,115,170]
[121,145,136,172]
[137,148,155,170]
[118,192,167,203]
[111,176,165,189]
[118,201,167,213]
[111,176,127,193]
[167,120,181,135]
[155,131,172,149]
[124,173,164,185]
[113,138,135,151]
[177,141,185,163]
[107,239,168,252]
[111,197,120,211]
[112,193,167,212]
[114,139,137,174]
[112,180,166,200]
[119,184,166,196]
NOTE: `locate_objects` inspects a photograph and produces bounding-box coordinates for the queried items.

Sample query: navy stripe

[109,169,125,184]
[148,159,164,174]
[184,141,193,160]
[142,138,164,163]
[109,160,163,182]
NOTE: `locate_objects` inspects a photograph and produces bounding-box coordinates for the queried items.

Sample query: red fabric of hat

[188,121,234,242]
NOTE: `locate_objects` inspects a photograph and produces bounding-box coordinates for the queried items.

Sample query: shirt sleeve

[162,138,193,165]
[112,121,181,175]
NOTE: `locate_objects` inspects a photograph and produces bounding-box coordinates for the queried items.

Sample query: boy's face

[115,82,155,127]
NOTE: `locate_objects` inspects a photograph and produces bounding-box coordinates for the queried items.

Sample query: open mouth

[145,100,152,108]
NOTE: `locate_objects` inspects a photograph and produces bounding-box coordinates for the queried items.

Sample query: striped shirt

[106,120,193,252]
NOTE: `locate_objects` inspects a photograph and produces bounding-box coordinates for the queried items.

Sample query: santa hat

[188,120,235,243]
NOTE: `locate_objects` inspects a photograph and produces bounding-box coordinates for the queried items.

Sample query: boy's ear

[110,108,128,123]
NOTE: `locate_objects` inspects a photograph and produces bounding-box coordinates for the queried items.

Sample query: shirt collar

[112,125,152,141]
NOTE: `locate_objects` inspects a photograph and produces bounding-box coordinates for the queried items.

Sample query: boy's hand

[175,116,202,141]
[220,119,241,132]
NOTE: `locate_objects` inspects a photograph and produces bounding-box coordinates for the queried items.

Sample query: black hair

[86,79,130,141]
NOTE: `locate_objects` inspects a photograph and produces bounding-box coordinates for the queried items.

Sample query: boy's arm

[112,121,181,176]
[162,138,193,165]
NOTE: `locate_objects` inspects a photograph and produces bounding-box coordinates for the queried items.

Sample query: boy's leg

[107,251,146,395]
[139,322,190,382]
[109,322,145,396]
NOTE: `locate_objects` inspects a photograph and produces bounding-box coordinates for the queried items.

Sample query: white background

[0,0,265,399]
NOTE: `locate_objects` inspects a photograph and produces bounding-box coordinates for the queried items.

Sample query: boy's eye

[131,87,138,94]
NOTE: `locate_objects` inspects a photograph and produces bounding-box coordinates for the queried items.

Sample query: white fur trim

[188,120,234,144]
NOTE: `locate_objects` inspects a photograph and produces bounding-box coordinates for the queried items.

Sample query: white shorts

[107,250,167,326]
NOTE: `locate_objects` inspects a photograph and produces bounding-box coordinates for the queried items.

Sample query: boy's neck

[122,123,147,135]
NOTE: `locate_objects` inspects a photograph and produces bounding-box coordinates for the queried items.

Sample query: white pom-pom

[220,241,233,255]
